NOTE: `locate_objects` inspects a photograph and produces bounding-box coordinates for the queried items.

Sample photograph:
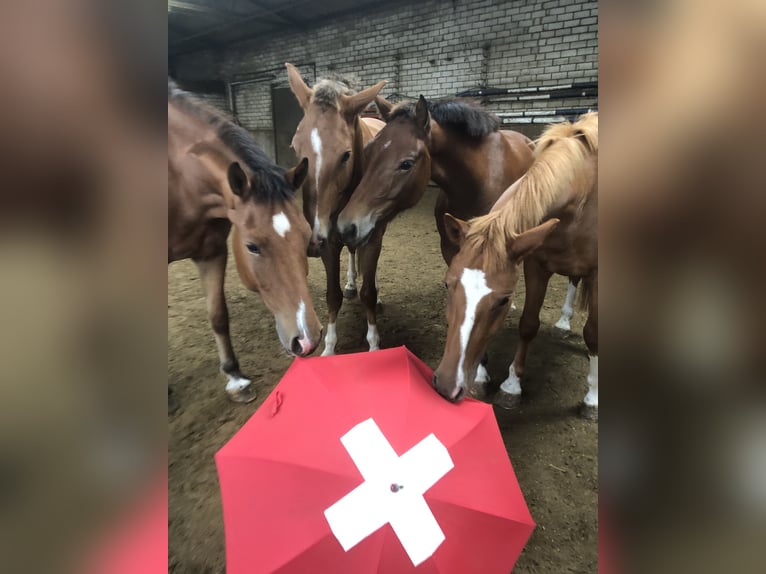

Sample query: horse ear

[509,219,559,261]
[415,95,431,137]
[227,162,251,200]
[285,157,309,189]
[285,63,312,110]
[375,95,394,122]
[443,213,468,247]
[340,80,387,119]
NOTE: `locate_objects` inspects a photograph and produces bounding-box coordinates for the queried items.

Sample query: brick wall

[174,0,597,159]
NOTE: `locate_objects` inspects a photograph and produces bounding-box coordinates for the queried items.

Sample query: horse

[285,63,387,355]
[432,112,598,418]
[168,81,322,405]
[335,95,534,383]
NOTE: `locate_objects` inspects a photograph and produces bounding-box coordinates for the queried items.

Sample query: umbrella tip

[390,483,404,493]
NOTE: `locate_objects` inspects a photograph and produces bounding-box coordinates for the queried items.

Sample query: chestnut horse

[336,95,534,382]
[285,63,387,355]
[168,81,322,405]
[433,113,598,417]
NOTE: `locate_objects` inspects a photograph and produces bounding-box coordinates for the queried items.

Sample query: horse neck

[170,105,236,207]
[428,129,507,217]
[351,116,379,190]
[500,151,596,234]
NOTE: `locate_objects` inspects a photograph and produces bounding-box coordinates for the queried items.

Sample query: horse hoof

[494,390,522,410]
[168,388,180,415]
[554,318,571,331]
[343,287,358,299]
[579,403,598,421]
[227,384,257,404]
[468,382,490,401]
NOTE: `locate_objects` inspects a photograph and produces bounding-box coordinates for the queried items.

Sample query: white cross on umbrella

[324,418,455,566]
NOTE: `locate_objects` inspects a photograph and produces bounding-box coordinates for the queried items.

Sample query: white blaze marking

[382,139,391,149]
[271,211,291,238]
[456,268,492,391]
[321,321,337,356]
[584,355,598,407]
[324,418,454,567]
[296,299,308,341]
[311,128,322,234]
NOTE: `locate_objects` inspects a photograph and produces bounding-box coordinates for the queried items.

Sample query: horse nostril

[291,337,304,356]
[454,387,466,402]
[432,374,438,388]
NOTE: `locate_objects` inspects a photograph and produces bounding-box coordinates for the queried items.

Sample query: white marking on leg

[474,363,490,385]
[272,211,291,238]
[322,321,337,356]
[345,251,357,292]
[366,322,380,351]
[583,355,598,407]
[311,127,323,237]
[555,280,577,331]
[225,374,251,393]
[375,272,382,305]
[499,361,522,396]
[456,268,492,397]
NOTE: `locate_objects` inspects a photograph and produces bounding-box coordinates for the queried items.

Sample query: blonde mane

[464,112,598,269]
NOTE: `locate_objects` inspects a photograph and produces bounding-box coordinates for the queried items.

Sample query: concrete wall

[174,0,598,160]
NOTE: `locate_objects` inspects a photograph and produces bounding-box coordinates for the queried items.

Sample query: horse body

[168,82,322,404]
[286,63,388,355]
[433,112,598,416]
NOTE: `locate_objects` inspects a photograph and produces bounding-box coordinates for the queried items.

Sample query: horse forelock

[217,123,292,204]
[388,98,499,139]
[310,76,359,109]
[464,213,513,273]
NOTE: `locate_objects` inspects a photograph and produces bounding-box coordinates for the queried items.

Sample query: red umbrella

[216,346,534,573]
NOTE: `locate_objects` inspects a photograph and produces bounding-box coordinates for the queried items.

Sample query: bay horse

[432,112,598,417]
[285,63,387,355]
[335,95,534,383]
[168,81,322,405]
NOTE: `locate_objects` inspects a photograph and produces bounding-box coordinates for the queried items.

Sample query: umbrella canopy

[216,346,534,573]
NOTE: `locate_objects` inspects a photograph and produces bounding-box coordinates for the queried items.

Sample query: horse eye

[399,159,414,171]
[246,243,260,255]
[341,151,351,164]
[498,296,510,307]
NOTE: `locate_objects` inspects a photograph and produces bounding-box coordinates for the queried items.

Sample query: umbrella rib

[220,451,359,484]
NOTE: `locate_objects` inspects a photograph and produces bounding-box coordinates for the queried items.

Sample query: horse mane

[388,98,500,139]
[168,79,292,204]
[310,73,361,109]
[465,113,599,270]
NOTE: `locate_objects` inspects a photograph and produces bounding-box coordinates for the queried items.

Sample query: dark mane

[388,98,500,139]
[169,79,292,203]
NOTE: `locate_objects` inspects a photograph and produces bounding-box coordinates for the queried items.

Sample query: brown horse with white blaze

[336,95,535,384]
[286,63,387,355]
[433,113,598,417]
[168,81,322,404]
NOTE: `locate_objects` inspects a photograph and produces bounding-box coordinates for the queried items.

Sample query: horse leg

[343,248,358,299]
[469,353,491,399]
[555,277,579,331]
[194,254,256,403]
[359,225,386,351]
[495,258,552,409]
[581,272,598,419]
[321,238,344,356]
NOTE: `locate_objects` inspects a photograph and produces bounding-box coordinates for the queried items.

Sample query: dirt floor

[169,186,597,573]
